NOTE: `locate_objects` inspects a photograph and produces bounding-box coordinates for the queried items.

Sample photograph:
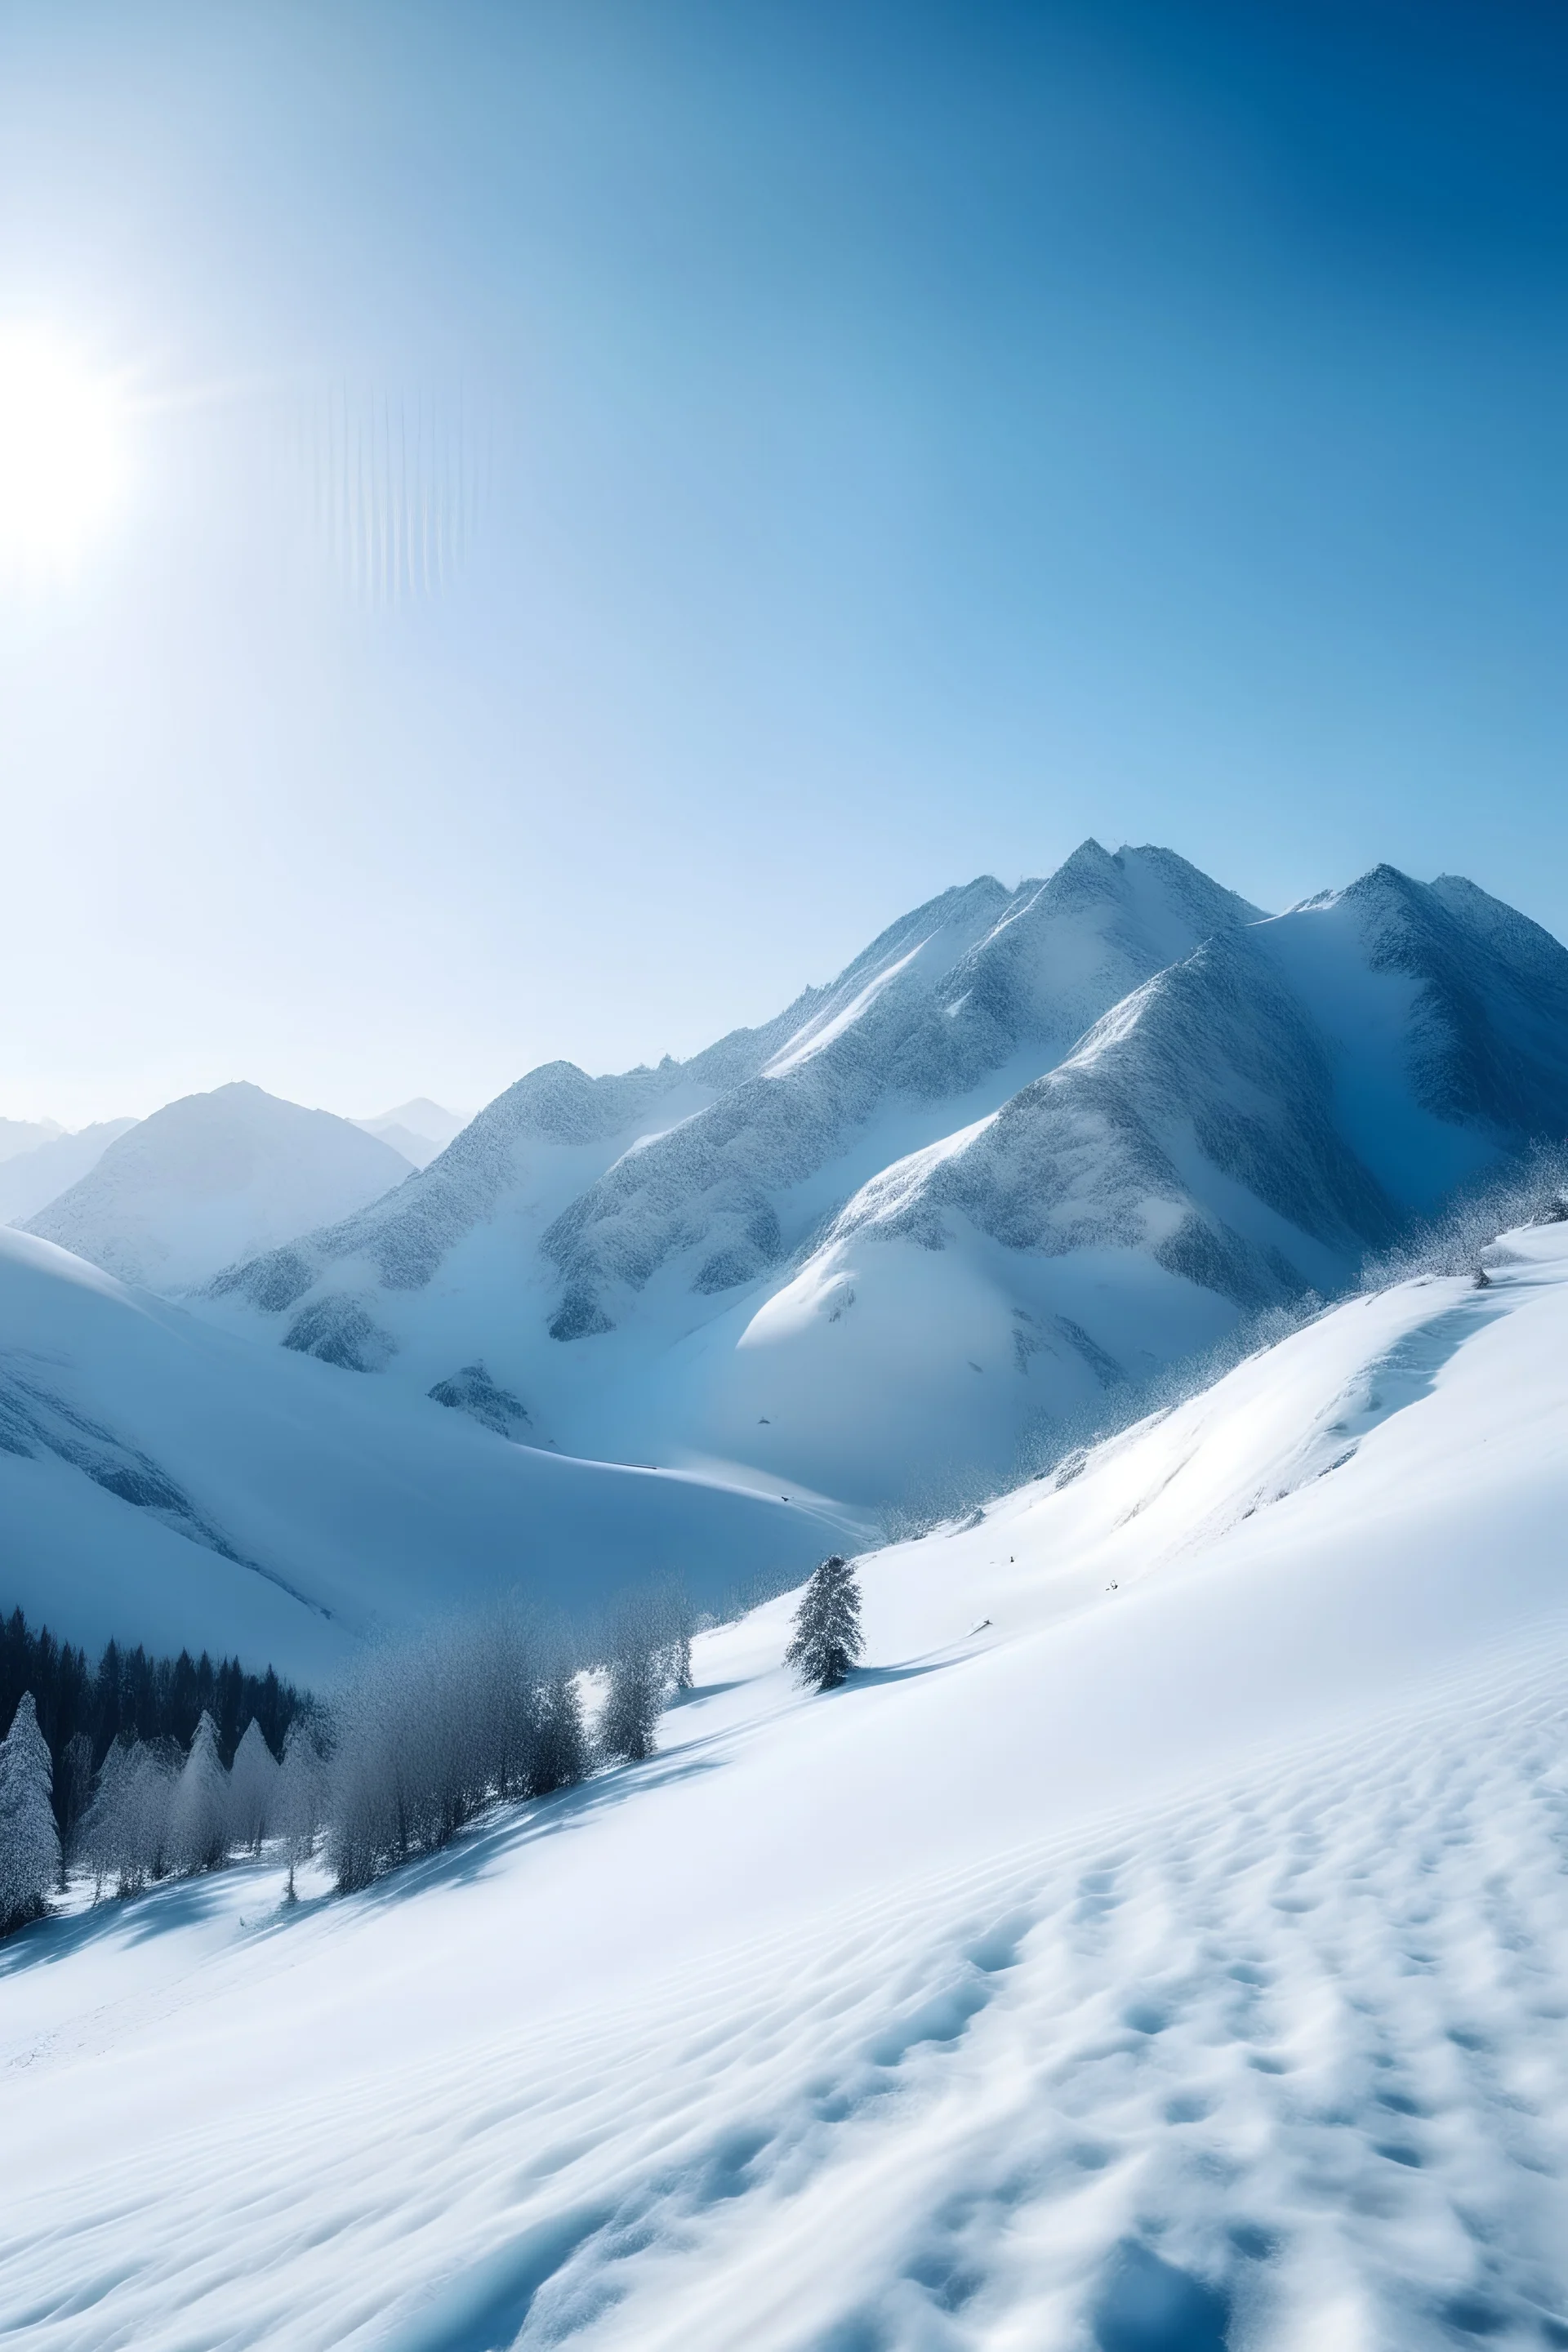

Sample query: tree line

[1,1558,863,1937]
[0,1606,305,1851]
[0,1578,717,1928]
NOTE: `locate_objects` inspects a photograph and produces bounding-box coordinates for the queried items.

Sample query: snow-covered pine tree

[597,1640,663,1764]
[58,1732,95,1879]
[168,1712,230,1874]
[276,1717,325,1900]
[78,1737,135,1898]
[0,1692,60,1934]
[656,1584,694,1694]
[530,1669,589,1794]
[326,1645,420,1891]
[78,1738,179,1897]
[228,1719,280,1854]
[129,1741,180,1885]
[784,1554,864,1691]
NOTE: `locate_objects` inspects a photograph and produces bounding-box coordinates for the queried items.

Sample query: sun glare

[0,328,126,580]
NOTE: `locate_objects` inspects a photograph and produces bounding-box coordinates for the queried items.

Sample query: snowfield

[0,1229,864,1681]
[6,1225,1568,2346]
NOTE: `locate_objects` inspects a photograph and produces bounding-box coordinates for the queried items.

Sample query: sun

[0,328,126,579]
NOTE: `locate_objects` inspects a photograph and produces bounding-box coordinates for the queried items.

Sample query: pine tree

[784,1555,864,1691]
[276,1718,324,1901]
[659,1597,694,1695]
[131,1741,181,1883]
[530,1670,589,1794]
[78,1737,179,1897]
[58,1732,95,1875]
[78,1737,135,1898]
[651,1580,694,1693]
[597,1645,663,1763]
[0,1693,60,1933]
[168,1712,230,1874]
[228,1720,280,1854]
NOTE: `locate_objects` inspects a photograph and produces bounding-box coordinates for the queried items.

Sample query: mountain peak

[25,1084,413,1294]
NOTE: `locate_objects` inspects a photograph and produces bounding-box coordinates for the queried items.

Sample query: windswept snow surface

[8,1227,1568,2345]
[0,1229,863,1680]
[24,1083,416,1294]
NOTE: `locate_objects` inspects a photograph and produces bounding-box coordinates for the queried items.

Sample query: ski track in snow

[7,1650,1568,2350]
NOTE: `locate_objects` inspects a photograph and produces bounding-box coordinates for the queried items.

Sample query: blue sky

[0,0,1563,1122]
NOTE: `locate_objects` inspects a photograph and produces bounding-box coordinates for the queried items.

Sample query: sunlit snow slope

[7,1225,1568,2347]
[209,849,1568,1506]
[0,1230,863,1679]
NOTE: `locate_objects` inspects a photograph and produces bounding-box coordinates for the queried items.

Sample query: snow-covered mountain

[0,1227,862,1680]
[207,847,1568,1503]
[352,1098,468,1169]
[0,1117,138,1225]
[0,1115,64,1163]
[24,1083,415,1294]
[10,1217,1568,2345]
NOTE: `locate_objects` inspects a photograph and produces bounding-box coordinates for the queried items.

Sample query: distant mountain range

[201,844,1568,1507]
[0,1119,139,1225]
[7,840,1568,1667]
[0,1115,65,1164]
[0,1097,467,1236]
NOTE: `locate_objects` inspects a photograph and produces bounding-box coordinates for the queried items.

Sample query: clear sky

[0,0,1563,1125]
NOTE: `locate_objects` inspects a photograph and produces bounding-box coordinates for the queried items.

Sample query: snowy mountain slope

[721,865,1568,1499]
[207,874,1044,1339]
[0,1230,864,1682]
[537,845,1259,1342]
[24,1083,415,1294]
[0,1116,138,1224]
[203,849,1568,1508]
[1256,863,1568,1206]
[353,1098,469,1169]
[204,846,1268,1477]
[214,1058,726,1331]
[7,1227,1568,2346]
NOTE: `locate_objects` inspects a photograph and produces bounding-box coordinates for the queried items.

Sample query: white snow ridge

[6,844,1568,2349]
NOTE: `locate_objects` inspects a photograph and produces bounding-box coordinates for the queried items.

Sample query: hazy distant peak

[26,1082,414,1294]
[352,1097,469,1170]
[0,1117,140,1227]
[364,1096,463,1130]
[0,1115,67,1165]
